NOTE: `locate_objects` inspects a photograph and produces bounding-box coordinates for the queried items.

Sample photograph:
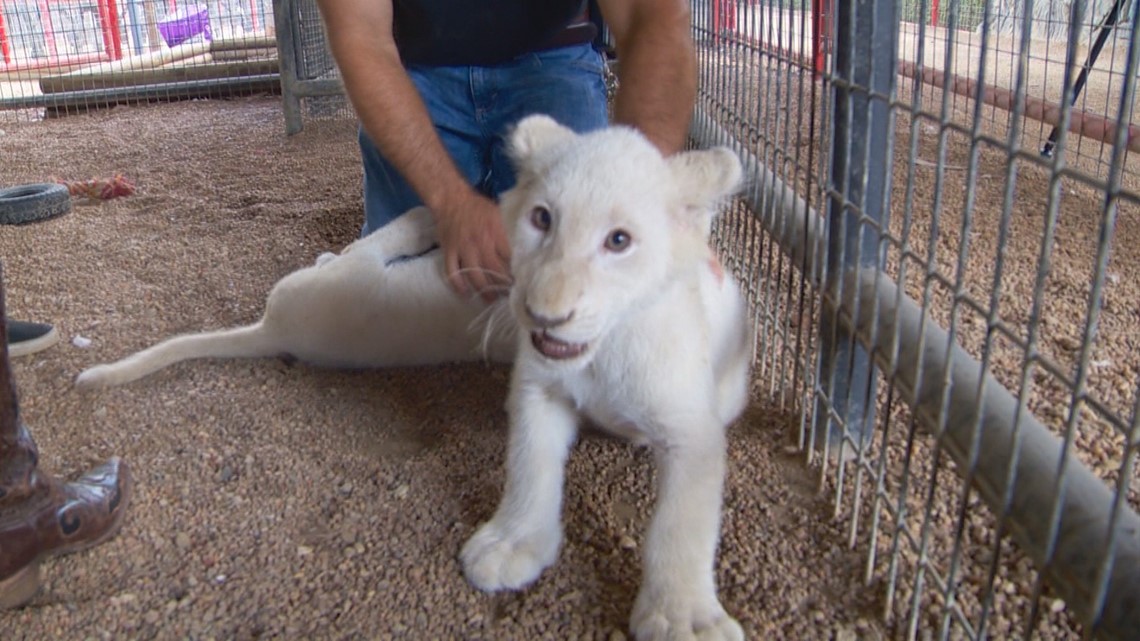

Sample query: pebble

[175,532,191,550]
[110,593,137,607]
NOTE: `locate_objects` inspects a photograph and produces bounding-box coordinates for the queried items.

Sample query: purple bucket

[157,5,213,48]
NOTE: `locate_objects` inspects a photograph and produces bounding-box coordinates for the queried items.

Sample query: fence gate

[692,0,1140,639]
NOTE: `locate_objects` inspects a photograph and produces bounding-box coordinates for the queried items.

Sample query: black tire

[0,183,72,225]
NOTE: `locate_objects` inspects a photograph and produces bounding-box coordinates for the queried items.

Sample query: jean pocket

[534,43,605,76]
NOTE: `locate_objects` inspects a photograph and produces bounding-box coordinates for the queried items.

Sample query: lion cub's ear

[667,147,743,210]
[508,115,578,165]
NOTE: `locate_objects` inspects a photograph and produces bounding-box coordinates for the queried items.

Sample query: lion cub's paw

[631,590,744,641]
[460,520,561,592]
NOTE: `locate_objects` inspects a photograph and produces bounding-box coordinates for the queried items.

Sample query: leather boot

[0,263,132,609]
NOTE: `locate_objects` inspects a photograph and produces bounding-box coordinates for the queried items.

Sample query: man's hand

[436,195,512,302]
[317,0,510,300]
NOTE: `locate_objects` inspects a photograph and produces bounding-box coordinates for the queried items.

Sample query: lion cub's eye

[604,229,632,252]
[530,206,552,232]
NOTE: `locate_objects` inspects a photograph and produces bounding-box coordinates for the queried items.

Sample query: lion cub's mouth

[530,331,588,360]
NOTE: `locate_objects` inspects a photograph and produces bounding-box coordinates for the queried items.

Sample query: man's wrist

[425,184,482,221]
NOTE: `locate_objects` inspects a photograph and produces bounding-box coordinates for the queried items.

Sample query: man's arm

[596,0,696,155]
[316,0,511,300]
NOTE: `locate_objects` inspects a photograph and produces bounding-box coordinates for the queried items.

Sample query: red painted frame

[0,7,9,63]
[811,0,829,78]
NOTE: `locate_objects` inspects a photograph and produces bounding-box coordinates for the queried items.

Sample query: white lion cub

[460,116,752,641]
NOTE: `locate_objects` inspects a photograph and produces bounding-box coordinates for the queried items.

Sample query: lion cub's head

[499,115,742,366]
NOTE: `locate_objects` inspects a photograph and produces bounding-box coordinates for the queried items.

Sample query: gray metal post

[812,0,897,457]
[273,0,303,135]
[127,0,144,56]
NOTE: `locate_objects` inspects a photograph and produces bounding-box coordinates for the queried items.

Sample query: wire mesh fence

[693,0,1140,639]
[274,0,349,135]
[0,0,281,120]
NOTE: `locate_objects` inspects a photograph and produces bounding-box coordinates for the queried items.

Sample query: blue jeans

[358,43,610,237]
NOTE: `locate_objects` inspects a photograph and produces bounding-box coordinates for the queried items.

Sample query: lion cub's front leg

[461,382,579,591]
[632,431,743,641]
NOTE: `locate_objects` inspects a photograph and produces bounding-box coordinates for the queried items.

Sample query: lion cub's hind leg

[336,205,439,264]
[75,207,443,389]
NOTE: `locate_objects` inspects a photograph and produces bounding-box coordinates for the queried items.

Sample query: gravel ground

[0,98,888,640]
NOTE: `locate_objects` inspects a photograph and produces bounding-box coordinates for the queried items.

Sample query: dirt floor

[0,98,895,640]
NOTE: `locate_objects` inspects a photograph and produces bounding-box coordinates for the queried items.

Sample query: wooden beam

[38,59,280,94]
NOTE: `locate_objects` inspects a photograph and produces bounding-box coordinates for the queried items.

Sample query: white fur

[74,206,515,389]
[460,116,751,641]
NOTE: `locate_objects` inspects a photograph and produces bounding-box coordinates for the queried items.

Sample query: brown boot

[0,263,132,609]
[0,457,131,609]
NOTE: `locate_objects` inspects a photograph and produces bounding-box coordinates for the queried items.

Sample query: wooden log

[209,36,276,52]
[210,48,277,62]
[38,59,280,94]
[20,74,283,117]
[46,40,212,79]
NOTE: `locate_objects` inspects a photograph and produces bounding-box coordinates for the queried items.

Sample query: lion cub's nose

[525,305,574,330]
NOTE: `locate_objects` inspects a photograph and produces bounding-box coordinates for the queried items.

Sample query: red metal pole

[0,7,11,65]
[811,0,828,78]
[248,0,259,32]
[931,0,940,28]
[106,0,122,59]
[96,0,113,61]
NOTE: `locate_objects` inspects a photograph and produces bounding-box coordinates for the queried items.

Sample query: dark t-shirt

[392,0,588,66]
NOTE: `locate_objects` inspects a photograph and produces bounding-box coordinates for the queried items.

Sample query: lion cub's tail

[74,323,278,389]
